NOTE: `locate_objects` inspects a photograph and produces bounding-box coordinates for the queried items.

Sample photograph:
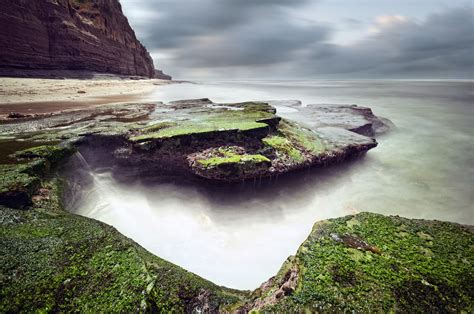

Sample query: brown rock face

[0,0,161,78]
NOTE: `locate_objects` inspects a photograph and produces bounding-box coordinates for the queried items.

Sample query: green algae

[259,120,326,171]
[278,119,325,155]
[229,101,277,114]
[129,102,276,142]
[190,146,272,181]
[0,164,40,192]
[0,164,41,208]
[131,121,268,142]
[250,212,474,312]
[0,144,75,209]
[0,140,61,164]
[198,148,270,169]
[12,144,75,165]
[262,135,304,163]
[140,121,178,134]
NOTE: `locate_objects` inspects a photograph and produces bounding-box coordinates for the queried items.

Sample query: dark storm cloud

[124,1,473,78]
[128,0,327,71]
[131,0,315,49]
[174,19,329,67]
[303,7,474,78]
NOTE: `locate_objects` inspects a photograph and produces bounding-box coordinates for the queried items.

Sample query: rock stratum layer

[1,100,472,312]
[0,0,166,78]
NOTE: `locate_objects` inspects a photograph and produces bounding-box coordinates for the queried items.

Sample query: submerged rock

[267,101,395,136]
[7,112,32,119]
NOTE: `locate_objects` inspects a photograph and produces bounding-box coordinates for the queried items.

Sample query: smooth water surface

[71,80,474,289]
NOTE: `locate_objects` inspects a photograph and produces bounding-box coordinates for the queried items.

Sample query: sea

[70,79,474,289]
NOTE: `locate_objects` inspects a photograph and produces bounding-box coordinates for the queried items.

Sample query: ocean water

[71,80,474,289]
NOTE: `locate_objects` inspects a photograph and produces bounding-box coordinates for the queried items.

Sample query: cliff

[0,0,167,79]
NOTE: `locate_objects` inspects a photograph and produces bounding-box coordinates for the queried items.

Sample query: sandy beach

[0,77,174,117]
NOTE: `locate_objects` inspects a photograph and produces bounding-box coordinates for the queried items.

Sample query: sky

[120,0,474,79]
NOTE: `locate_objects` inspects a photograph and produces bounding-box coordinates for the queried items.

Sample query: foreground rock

[1,187,472,312]
[0,0,169,79]
[1,209,243,312]
[245,213,473,312]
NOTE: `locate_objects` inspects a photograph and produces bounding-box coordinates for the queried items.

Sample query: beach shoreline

[0,77,176,118]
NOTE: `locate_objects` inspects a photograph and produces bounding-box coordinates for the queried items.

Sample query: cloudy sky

[121,0,474,79]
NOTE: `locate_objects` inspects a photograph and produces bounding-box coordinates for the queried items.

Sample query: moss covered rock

[188,146,271,181]
[0,164,41,208]
[0,140,245,312]
[246,212,474,312]
[0,206,244,312]
[12,144,75,166]
[128,101,276,143]
[0,144,75,209]
[1,99,384,183]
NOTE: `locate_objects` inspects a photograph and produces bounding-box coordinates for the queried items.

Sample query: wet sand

[0,77,175,118]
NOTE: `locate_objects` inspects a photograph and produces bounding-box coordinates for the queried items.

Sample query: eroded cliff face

[0,0,163,78]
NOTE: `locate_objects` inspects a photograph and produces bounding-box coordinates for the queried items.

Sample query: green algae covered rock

[0,141,245,312]
[246,212,474,312]
[0,144,75,209]
[188,146,272,181]
[12,144,75,166]
[0,99,381,183]
[0,164,41,208]
[0,175,245,313]
[261,119,327,171]
[128,101,277,143]
[0,207,244,313]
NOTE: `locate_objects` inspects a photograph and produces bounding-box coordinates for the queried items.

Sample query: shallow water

[71,80,474,289]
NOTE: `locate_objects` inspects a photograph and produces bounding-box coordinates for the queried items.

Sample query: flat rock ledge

[1,98,387,191]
